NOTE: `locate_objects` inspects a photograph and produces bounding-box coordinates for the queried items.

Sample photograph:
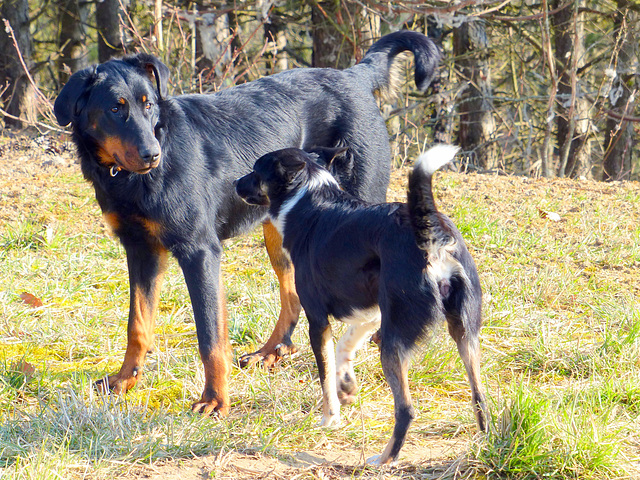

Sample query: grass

[468,383,625,479]
[0,149,639,478]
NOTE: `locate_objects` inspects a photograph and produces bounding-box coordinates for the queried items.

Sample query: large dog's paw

[191,395,230,418]
[238,342,298,369]
[94,371,139,395]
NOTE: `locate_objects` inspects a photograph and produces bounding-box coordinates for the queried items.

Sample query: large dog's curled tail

[357,30,440,98]
[407,144,459,256]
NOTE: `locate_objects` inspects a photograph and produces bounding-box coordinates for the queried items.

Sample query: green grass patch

[470,384,624,479]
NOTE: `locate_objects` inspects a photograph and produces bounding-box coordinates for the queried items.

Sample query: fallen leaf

[538,208,562,222]
[12,360,36,378]
[19,292,43,308]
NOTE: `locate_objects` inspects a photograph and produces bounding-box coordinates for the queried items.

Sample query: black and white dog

[235,145,487,464]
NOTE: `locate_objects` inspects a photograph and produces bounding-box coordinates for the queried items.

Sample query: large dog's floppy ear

[124,53,170,100]
[54,67,96,127]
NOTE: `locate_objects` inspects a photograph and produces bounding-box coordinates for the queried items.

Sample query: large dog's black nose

[140,147,161,166]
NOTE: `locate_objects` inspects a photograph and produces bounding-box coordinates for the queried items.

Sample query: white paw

[366,454,396,466]
[366,454,382,465]
[318,413,341,428]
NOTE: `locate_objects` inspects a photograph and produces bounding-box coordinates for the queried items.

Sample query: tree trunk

[310,1,357,69]
[0,0,35,128]
[193,1,212,79]
[264,13,288,74]
[96,0,128,62]
[154,0,163,52]
[602,1,637,181]
[427,15,452,145]
[58,0,90,83]
[453,18,498,170]
[552,0,591,178]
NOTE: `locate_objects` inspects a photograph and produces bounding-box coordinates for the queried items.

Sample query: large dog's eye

[111,98,126,114]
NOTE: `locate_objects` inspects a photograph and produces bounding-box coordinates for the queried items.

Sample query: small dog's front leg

[308,318,341,427]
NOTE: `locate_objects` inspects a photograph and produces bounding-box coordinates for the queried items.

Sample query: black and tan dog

[53,31,440,416]
[235,145,487,464]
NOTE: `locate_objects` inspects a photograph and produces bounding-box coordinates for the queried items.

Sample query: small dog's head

[235,148,339,208]
[235,149,307,207]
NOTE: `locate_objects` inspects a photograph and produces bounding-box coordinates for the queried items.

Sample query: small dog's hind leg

[446,315,488,432]
[368,341,415,465]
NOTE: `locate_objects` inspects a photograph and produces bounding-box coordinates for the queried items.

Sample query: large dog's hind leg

[179,243,232,417]
[239,221,301,368]
[96,231,168,396]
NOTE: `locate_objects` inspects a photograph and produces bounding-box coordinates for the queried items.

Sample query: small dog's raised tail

[407,144,459,255]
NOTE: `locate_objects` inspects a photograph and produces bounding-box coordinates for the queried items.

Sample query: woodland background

[0,0,639,181]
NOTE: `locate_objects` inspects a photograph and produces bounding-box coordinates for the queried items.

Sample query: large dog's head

[54,54,169,175]
[235,148,341,211]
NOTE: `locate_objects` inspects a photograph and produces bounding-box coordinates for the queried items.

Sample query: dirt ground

[118,440,472,480]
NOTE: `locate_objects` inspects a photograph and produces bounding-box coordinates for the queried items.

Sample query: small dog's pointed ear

[308,146,349,169]
[124,53,170,100]
[287,159,306,183]
[54,66,96,127]
[278,157,306,183]
[325,147,349,169]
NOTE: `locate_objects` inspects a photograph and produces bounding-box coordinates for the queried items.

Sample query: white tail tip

[414,144,460,175]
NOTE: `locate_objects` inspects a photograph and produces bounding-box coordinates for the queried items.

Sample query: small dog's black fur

[235,146,487,464]
[53,31,440,416]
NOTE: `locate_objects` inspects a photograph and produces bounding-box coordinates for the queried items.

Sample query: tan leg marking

[96,247,168,395]
[192,274,232,417]
[239,221,302,368]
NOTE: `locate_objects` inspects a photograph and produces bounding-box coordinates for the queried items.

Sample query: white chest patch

[270,169,339,237]
[271,186,307,237]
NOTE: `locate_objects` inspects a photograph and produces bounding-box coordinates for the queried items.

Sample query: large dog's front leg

[178,244,231,417]
[239,221,302,368]
[96,242,168,395]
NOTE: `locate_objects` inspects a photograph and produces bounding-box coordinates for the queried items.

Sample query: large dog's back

[167,31,439,206]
